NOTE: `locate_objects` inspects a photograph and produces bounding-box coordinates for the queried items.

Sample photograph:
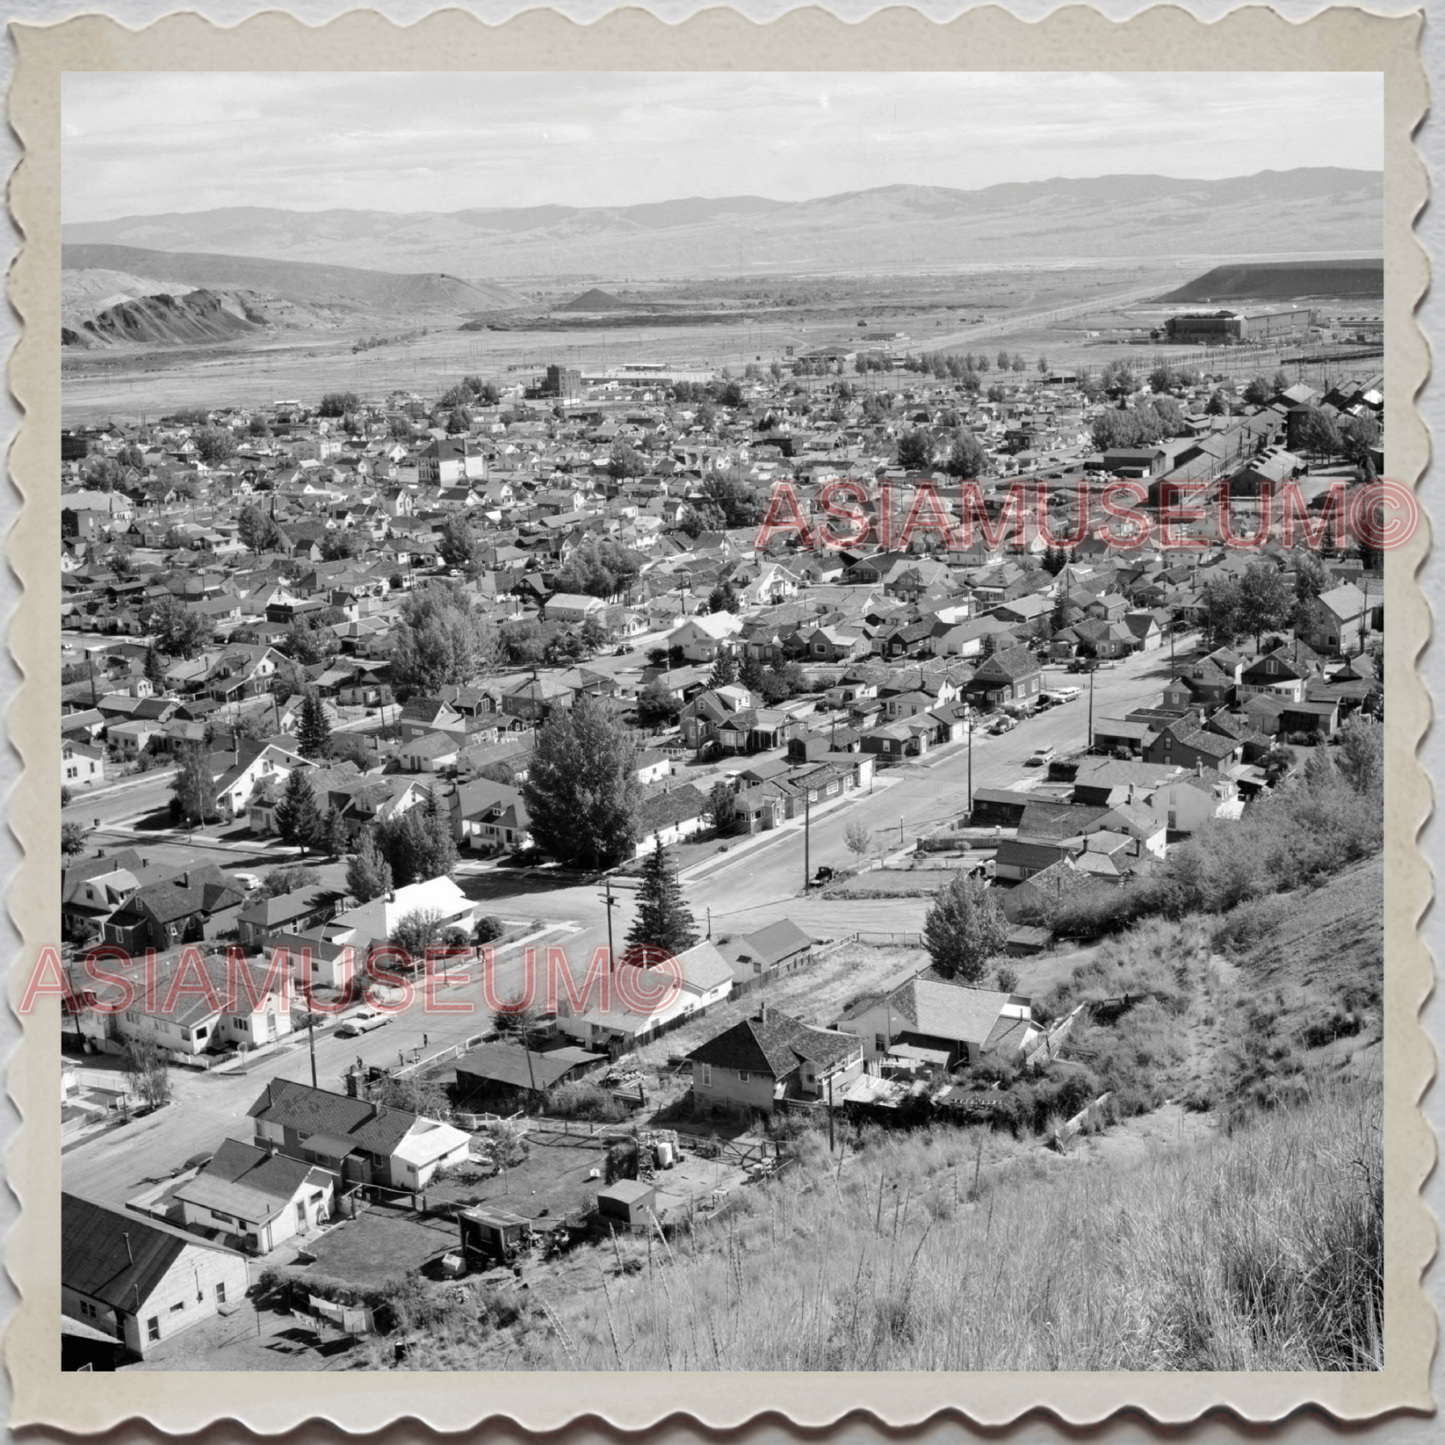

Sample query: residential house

[687,1005,865,1115]
[174,1138,335,1256]
[62,1194,251,1362]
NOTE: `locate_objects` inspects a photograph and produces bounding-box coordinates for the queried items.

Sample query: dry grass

[506,1080,1382,1372]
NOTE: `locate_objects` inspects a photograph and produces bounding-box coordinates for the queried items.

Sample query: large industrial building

[1164,308,1318,344]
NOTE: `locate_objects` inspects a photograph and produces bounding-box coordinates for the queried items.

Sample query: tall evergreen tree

[143,645,167,693]
[624,836,699,963]
[708,651,739,690]
[346,828,393,903]
[521,694,640,869]
[737,653,766,694]
[275,769,323,856]
[322,806,349,858]
[297,690,331,759]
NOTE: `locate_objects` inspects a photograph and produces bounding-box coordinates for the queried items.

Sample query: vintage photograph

[51,66,1391,1378]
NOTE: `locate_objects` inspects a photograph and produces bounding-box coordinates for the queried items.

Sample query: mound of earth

[1161,258,1383,303]
[63,289,263,348]
[554,287,629,312]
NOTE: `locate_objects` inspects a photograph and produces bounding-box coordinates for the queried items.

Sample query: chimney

[757,1001,769,1025]
[1128,784,1136,805]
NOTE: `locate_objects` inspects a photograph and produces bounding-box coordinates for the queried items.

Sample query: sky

[62,71,1383,222]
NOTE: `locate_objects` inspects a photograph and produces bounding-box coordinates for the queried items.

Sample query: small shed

[458,1206,532,1266]
[596,1179,656,1228]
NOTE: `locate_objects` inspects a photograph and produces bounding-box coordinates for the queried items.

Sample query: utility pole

[1087,664,1096,752]
[803,788,811,890]
[828,1073,835,1153]
[308,1010,317,1090]
[966,712,974,816]
[599,874,619,973]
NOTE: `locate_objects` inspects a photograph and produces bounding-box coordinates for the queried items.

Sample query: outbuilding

[596,1179,657,1228]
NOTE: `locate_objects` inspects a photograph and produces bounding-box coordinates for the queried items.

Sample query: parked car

[337,1008,391,1038]
[1035,694,1057,711]
[1068,658,1100,674]
[989,716,1017,735]
[1053,686,1082,703]
[232,871,262,892]
[1026,746,1057,767]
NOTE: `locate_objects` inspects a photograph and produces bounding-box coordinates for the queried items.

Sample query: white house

[667,610,743,662]
[174,1138,335,1255]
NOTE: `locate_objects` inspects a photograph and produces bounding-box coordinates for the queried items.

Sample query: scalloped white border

[3,5,1433,1432]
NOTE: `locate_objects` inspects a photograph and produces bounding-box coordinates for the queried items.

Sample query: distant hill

[62,288,263,348]
[60,243,523,311]
[1162,257,1384,303]
[555,287,629,312]
[62,169,1383,279]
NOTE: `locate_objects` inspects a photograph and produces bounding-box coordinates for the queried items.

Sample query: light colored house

[834,973,1041,1069]
[667,611,743,662]
[63,739,106,788]
[246,1079,471,1191]
[63,1193,251,1360]
[687,1005,864,1115]
[174,1138,335,1255]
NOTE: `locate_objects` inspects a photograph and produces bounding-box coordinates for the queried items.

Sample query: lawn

[425,1125,615,1224]
[302,1201,460,1284]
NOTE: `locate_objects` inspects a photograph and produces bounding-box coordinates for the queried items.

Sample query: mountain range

[62,169,1382,280]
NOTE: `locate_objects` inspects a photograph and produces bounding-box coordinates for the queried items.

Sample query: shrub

[548,1081,627,1123]
[475,915,506,945]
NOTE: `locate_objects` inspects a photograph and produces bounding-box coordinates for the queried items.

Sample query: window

[211,1211,232,1224]
[147,1317,160,1342]
[170,1300,186,1312]
[738,1071,750,1084]
[699,1063,712,1087]
[874,1034,886,1052]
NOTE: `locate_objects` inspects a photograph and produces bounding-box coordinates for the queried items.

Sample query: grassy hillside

[61,243,521,311]
[367,1082,1379,1373]
[349,850,1383,1374]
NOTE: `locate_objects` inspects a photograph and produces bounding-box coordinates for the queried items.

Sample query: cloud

[61,71,1383,222]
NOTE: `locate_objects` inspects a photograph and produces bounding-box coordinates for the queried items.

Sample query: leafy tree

[61,821,88,860]
[624,836,699,961]
[1037,355,1050,376]
[499,618,548,666]
[1291,550,1330,627]
[319,391,360,417]
[1272,368,1293,393]
[375,791,458,886]
[1243,375,1273,406]
[1099,360,1137,397]
[237,503,283,553]
[607,441,648,480]
[635,679,680,729]
[169,745,216,829]
[1011,353,1026,373]
[297,691,331,759]
[896,428,934,470]
[475,915,506,945]
[145,593,214,659]
[698,474,762,529]
[1336,715,1383,795]
[262,865,321,897]
[996,349,1011,371]
[122,1040,171,1111]
[1148,364,1176,394]
[328,731,372,769]
[521,695,640,869]
[1237,563,1294,648]
[275,769,324,855]
[737,653,766,694]
[843,820,872,864]
[707,781,740,836]
[195,427,236,464]
[389,585,497,700]
[321,807,349,857]
[922,871,1007,982]
[552,537,643,598]
[1198,576,1243,648]
[437,514,481,572]
[390,907,447,964]
[319,527,364,562]
[281,613,338,666]
[1297,406,1342,461]
[1205,390,1230,417]
[345,829,394,903]
[1342,414,1381,477]
[942,433,988,479]
[715,379,745,407]
[759,661,806,704]
[579,615,610,654]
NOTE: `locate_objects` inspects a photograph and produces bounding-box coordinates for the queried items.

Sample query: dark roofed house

[964,645,1042,706]
[688,1005,864,1115]
[62,1193,251,1362]
[454,1043,606,1108]
[716,917,815,989]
